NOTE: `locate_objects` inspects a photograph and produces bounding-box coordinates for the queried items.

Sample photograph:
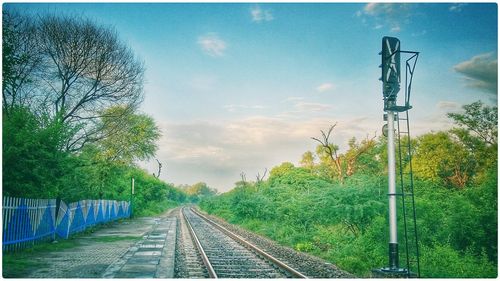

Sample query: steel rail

[181,207,217,278]
[190,207,309,279]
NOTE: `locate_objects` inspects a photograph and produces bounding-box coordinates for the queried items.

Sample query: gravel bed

[173,208,189,278]
[195,207,355,278]
[173,207,209,278]
[186,207,289,278]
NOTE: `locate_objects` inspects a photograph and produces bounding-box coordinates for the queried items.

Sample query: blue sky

[6,3,497,192]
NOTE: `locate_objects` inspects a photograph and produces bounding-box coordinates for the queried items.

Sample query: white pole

[132,178,135,195]
[387,110,399,269]
[131,177,135,218]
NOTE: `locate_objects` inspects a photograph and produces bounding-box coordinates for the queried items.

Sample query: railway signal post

[374,36,420,277]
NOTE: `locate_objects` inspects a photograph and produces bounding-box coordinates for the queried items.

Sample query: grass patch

[2,237,82,278]
[88,235,139,243]
[3,254,45,278]
[135,199,179,217]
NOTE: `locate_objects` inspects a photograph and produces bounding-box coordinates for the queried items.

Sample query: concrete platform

[101,216,177,278]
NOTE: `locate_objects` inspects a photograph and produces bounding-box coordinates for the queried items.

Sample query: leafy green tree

[344,136,376,176]
[2,107,70,198]
[201,151,497,277]
[183,182,217,202]
[269,162,295,178]
[448,101,497,184]
[2,11,189,214]
[2,10,145,151]
[95,106,161,164]
[312,125,344,181]
[312,124,376,182]
[412,132,476,188]
[299,151,316,171]
[447,101,497,146]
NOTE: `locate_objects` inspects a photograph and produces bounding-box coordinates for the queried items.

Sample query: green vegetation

[2,9,497,279]
[2,10,190,215]
[200,101,497,278]
[177,182,218,203]
[88,235,139,243]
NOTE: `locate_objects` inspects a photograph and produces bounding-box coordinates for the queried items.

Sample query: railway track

[175,208,209,278]
[181,207,308,278]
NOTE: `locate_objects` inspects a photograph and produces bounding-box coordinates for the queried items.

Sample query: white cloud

[363,3,389,15]
[449,3,467,12]
[295,102,332,112]
[454,52,498,94]
[436,101,460,111]
[390,25,401,33]
[282,96,305,103]
[316,82,335,93]
[251,5,273,22]
[411,30,427,37]
[279,98,334,119]
[358,3,412,32]
[197,33,227,57]
[362,3,411,17]
[224,104,266,113]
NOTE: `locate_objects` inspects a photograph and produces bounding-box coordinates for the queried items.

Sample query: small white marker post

[130,177,135,218]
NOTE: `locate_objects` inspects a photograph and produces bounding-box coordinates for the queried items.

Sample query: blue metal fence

[3,197,130,252]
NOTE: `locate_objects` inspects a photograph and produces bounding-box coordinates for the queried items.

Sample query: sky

[5,2,498,192]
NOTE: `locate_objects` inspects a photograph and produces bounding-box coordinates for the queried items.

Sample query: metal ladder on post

[396,110,421,278]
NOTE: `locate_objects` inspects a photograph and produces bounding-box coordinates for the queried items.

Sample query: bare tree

[240,172,247,183]
[2,11,43,116]
[312,123,344,181]
[153,158,163,178]
[3,11,145,151]
[40,15,144,151]
[312,123,376,183]
[256,168,268,183]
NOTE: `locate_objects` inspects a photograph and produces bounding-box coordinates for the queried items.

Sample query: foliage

[179,182,217,202]
[312,124,377,182]
[200,101,497,278]
[2,10,144,151]
[201,167,497,277]
[3,107,70,198]
[2,11,188,217]
[412,132,475,188]
[2,10,42,116]
[95,105,161,164]
[299,151,315,171]
[447,100,497,146]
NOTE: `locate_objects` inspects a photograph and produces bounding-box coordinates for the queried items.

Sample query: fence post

[54,197,61,241]
[3,196,131,252]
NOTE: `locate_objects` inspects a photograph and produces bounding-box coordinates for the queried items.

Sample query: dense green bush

[201,102,497,277]
[3,106,189,216]
[200,164,497,277]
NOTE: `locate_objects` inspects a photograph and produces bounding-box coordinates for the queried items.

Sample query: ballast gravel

[195,207,355,278]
